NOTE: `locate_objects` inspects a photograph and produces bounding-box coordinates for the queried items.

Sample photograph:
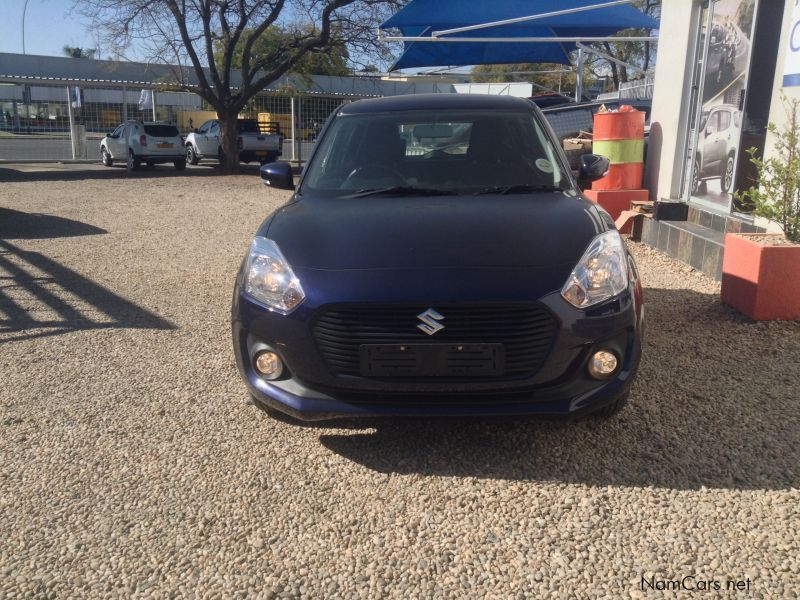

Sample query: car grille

[312,304,558,380]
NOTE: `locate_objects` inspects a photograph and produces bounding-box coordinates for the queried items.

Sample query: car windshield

[144,124,179,137]
[301,109,568,197]
[238,120,260,134]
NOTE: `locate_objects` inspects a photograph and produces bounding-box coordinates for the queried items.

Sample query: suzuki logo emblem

[417,308,445,336]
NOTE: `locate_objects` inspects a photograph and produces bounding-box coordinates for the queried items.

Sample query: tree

[63,46,97,59]
[78,0,401,173]
[213,26,351,76]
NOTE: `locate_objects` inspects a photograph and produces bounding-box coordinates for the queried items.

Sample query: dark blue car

[232,94,643,421]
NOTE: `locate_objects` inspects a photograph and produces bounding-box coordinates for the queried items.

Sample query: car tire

[126,151,140,173]
[174,159,187,171]
[186,145,199,165]
[691,157,706,195]
[101,147,113,167]
[591,390,630,419]
[721,154,735,194]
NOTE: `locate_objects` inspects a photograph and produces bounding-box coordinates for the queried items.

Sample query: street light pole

[22,0,30,54]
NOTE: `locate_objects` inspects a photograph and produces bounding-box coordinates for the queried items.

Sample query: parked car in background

[691,104,740,194]
[232,94,643,422]
[100,121,186,172]
[184,119,283,166]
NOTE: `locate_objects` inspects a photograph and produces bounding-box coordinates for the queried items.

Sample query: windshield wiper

[473,184,566,195]
[343,186,456,198]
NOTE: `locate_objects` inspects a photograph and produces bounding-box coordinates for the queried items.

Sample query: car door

[194,121,211,155]
[716,110,732,169]
[206,122,221,156]
[701,112,722,171]
[109,124,127,158]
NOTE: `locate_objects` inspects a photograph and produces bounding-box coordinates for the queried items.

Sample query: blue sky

[1,0,94,57]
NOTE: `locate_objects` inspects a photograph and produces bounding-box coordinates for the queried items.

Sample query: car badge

[417,308,445,336]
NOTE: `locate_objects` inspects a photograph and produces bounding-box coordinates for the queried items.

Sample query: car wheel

[691,157,703,195]
[101,147,113,167]
[174,159,187,171]
[591,390,630,419]
[126,151,140,173]
[186,145,199,165]
[721,154,735,193]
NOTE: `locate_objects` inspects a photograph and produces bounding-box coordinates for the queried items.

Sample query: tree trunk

[218,109,242,174]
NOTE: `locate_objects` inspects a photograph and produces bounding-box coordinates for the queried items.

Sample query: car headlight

[243,237,305,314]
[561,230,628,308]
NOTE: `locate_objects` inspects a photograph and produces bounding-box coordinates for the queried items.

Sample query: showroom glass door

[682,0,759,212]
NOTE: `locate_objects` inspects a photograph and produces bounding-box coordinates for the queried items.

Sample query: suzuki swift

[232,94,643,421]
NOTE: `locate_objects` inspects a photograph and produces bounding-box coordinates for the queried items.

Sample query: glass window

[718,110,731,131]
[209,122,220,136]
[301,109,566,197]
[144,124,179,137]
[197,121,211,134]
[111,124,124,137]
[237,120,260,134]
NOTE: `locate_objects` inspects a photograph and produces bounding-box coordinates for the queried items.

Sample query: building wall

[644,0,700,201]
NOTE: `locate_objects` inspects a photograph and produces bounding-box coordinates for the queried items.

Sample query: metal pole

[151,89,157,121]
[66,86,76,160]
[22,0,29,54]
[122,86,128,122]
[290,96,298,163]
[432,0,634,37]
[575,48,585,102]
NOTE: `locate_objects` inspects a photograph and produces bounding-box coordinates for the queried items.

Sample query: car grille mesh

[312,304,558,379]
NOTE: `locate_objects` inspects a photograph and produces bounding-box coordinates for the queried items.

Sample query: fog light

[588,350,618,379]
[254,351,283,380]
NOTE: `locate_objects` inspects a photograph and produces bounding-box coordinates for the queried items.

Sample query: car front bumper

[231,269,644,422]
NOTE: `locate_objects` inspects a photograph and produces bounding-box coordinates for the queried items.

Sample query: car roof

[339,94,534,115]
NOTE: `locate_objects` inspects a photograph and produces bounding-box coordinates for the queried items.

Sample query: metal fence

[0,82,369,164]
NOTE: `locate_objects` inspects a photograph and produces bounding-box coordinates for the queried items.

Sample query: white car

[692,104,740,194]
[184,119,283,165]
[101,121,187,172]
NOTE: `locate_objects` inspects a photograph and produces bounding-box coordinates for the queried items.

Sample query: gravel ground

[1,165,798,598]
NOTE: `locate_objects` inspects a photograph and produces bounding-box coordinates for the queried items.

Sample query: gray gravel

[1,165,799,598]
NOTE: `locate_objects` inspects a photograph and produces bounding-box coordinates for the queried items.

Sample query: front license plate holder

[359,343,504,377]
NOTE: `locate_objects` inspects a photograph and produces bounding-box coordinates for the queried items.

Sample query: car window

[238,120,260,134]
[706,113,718,134]
[718,111,731,132]
[111,124,124,137]
[197,121,210,134]
[209,123,220,136]
[144,124,180,137]
[302,109,566,197]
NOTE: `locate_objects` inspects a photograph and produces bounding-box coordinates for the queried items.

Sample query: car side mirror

[260,162,294,190]
[106,133,112,137]
[578,154,610,185]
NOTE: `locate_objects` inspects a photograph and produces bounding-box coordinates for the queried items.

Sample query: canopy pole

[575,48,585,102]
[431,0,635,37]
[380,36,657,43]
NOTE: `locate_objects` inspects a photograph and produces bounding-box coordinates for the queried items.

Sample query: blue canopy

[381,0,659,70]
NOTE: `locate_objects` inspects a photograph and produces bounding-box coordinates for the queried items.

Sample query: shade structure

[381,0,659,70]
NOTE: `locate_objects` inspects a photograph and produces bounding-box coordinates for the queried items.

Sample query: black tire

[174,159,186,171]
[186,144,199,165]
[101,146,113,167]
[591,390,630,419]
[691,157,705,195]
[721,154,735,194]
[126,151,140,173]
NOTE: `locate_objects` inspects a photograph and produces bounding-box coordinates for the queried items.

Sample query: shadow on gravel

[310,288,800,492]
[0,208,108,240]
[0,163,261,183]
[0,239,175,344]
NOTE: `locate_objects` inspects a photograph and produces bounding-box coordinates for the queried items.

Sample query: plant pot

[721,233,800,320]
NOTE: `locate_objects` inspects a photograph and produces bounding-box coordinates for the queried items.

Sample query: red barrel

[591,108,646,191]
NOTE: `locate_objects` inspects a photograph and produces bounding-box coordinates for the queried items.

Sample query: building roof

[0,52,457,97]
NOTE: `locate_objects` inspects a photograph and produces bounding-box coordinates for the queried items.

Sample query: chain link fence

[0,82,368,164]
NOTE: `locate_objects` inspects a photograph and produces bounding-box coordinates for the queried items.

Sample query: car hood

[264,192,606,272]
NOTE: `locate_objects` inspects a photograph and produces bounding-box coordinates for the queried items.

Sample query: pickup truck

[185,119,283,165]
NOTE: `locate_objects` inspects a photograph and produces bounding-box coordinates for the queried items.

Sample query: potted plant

[721,95,800,320]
